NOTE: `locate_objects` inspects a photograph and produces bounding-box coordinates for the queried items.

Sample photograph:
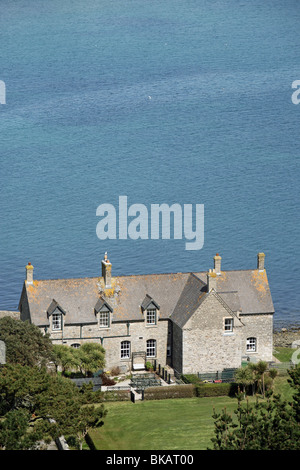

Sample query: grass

[273,347,295,362]
[89,397,238,450]
[87,375,294,451]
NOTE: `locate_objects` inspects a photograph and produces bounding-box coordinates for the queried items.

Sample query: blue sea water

[0,0,299,327]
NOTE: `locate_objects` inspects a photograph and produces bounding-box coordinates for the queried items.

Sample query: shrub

[144,384,196,400]
[100,373,116,386]
[79,388,131,403]
[99,390,131,402]
[181,374,203,385]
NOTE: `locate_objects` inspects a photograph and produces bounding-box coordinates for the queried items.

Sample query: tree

[268,368,278,390]
[234,367,253,399]
[254,361,268,398]
[210,365,300,450]
[257,361,268,397]
[0,363,108,450]
[76,343,105,376]
[75,405,107,450]
[52,344,80,375]
[247,362,259,395]
[0,316,54,367]
[288,364,300,422]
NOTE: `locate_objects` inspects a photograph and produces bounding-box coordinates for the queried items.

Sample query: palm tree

[234,366,253,399]
[255,361,268,398]
[247,362,259,396]
[268,368,278,390]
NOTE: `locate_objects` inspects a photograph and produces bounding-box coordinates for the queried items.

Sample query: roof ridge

[27,268,257,283]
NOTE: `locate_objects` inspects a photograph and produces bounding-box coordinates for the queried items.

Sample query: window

[224,318,233,332]
[121,341,130,359]
[147,308,157,325]
[247,337,257,352]
[52,313,62,331]
[147,339,156,358]
[99,310,109,328]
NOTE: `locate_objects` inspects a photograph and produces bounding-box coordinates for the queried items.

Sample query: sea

[0,0,299,328]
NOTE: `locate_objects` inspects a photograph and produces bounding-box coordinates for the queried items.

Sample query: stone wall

[0,310,20,320]
[240,313,273,362]
[181,293,244,373]
[48,318,169,372]
[0,340,6,364]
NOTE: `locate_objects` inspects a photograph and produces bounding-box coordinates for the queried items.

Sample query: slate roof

[22,265,274,328]
[194,269,274,315]
[170,273,207,328]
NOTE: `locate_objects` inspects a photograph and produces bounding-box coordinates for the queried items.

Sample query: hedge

[80,388,131,403]
[195,383,239,397]
[144,384,196,400]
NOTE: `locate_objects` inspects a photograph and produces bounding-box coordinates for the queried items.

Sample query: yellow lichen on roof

[251,269,268,295]
[217,271,227,283]
[26,280,40,303]
[98,277,118,297]
[208,271,217,278]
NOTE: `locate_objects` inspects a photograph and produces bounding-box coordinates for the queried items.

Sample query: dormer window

[47,300,66,332]
[52,312,62,331]
[141,295,160,327]
[147,308,157,325]
[99,308,109,328]
[95,297,113,329]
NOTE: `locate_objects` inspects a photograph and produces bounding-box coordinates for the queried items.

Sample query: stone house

[18,252,274,374]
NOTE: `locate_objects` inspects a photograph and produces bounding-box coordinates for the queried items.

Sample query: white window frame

[99,310,109,328]
[146,339,156,358]
[120,341,130,359]
[247,337,257,353]
[52,313,62,331]
[224,318,233,333]
[146,308,157,325]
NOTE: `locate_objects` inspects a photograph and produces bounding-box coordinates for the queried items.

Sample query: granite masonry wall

[240,313,273,362]
[48,318,169,372]
[180,293,244,373]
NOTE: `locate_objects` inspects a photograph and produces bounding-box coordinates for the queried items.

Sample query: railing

[268,361,294,375]
[106,385,131,391]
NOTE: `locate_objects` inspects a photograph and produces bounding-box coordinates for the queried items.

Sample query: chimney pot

[26,263,34,284]
[257,252,265,271]
[207,271,217,292]
[102,253,112,289]
[214,253,222,275]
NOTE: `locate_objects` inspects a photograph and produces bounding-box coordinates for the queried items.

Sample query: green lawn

[273,347,294,362]
[89,396,243,450]
[88,375,293,451]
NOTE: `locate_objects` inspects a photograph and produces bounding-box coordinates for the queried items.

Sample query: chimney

[102,252,112,289]
[26,262,34,284]
[214,253,222,275]
[257,252,265,271]
[207,269,217,292]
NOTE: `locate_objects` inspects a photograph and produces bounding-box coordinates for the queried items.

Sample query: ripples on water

[0,0,299,327]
